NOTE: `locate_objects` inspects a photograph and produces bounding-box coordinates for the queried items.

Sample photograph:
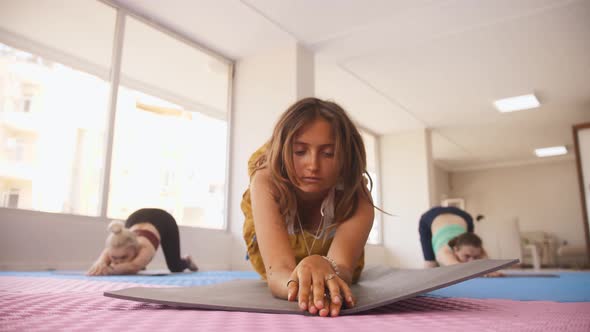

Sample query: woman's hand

[483,270,504,277]
[286,255,355,317]
[86,262,112,276]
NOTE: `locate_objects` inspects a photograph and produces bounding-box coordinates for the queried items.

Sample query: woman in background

[87,208,198,275]
[419,206,489,268]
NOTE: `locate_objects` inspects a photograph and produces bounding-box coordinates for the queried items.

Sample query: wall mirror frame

[573,123,590,262]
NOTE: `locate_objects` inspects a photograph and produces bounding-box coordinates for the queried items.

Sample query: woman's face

[109,245,137,265]
[292,118,339,196]
[453,245,483,263]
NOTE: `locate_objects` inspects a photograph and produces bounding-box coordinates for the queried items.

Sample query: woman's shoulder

[247,143,269,176]
[250,168,275,194]
[344,192,375,222]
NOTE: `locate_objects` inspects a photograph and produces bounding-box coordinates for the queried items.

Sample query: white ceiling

[112,0,590,171]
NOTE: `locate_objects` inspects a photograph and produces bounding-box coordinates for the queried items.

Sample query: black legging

[125,208,189,272]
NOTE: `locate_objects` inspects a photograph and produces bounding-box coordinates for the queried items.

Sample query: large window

[108,87,227,228]
[0,1,232,229]
[106,16,230,228]
[0,45,110,215]
[0,0,114,214]
[360,129,382,244]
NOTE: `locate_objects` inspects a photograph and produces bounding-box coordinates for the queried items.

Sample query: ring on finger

[286,279,299,288]
[325,273,336,281]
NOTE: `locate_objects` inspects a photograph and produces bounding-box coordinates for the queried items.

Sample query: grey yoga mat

[105,258,518,315]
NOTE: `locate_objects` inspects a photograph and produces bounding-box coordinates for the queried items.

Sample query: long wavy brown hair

[253,97,374,226]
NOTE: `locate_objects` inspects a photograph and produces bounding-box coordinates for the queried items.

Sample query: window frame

[358,126,383,245]
[0,0,234,230]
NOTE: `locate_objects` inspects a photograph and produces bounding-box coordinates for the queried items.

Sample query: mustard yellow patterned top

[241,145,365,282]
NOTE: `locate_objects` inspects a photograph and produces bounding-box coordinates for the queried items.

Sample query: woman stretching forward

[419,206,489,268]
[87,208,198,275]
[242,97,377,317]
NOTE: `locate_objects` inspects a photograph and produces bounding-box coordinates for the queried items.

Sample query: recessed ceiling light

[534,146,567,157]
[494,94,540,113]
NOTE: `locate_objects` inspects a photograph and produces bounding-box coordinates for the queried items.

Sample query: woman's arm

[249,169,297,299]
[87,248,112,276]
[289,195,374,317]
[108,246,154,275]
[326,196,374,285]
[435,246,462,266]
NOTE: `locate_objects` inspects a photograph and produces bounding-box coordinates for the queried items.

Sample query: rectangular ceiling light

[534,146,567,157]
[494,94,540,113]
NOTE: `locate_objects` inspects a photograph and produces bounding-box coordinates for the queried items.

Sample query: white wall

[228,42,304,270]
[364,244,388,266]
[380,129,433,268]
[296,44,315,99]
[449,160,586,257]
[433,165,451,204]
[0,207,232,270]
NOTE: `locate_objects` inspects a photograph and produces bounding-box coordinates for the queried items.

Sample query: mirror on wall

[573,123,590,261]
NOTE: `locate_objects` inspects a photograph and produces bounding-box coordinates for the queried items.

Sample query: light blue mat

[1,270,589,302]
[426,271,590,302]
[0,270,259,286]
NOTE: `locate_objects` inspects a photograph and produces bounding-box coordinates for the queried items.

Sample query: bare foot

[184,255,198,272]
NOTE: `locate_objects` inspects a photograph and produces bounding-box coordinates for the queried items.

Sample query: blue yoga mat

[1,270,588,302]
[0,270,259,286]
[426,272,590,302]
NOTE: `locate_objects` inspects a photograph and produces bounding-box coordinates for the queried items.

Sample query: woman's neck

[295,188,329,208]
[295,188,330,231]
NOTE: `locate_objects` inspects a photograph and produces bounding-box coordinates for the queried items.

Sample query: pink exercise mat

[1,276,589,331]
